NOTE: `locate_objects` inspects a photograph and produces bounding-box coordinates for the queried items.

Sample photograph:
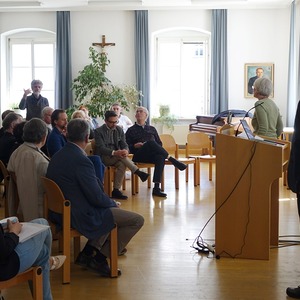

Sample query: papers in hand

[0,217,49,243]
[18,222,50,243]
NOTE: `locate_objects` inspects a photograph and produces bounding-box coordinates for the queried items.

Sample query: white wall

[228,9,290,124]
[0,8,292,128]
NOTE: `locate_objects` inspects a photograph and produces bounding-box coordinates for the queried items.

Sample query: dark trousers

[132,141,168,183]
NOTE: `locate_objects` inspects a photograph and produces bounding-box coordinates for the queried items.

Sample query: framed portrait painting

[244,63,274,98]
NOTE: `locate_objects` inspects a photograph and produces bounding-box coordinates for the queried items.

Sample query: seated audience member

[72,110,105,182]
[0,110,14,138]
[11,121,27,151]
[46,119,144,277]
[79,105,99,129]
[72,110,95,139]
[0,217,66,300]
[41,106,54,131]
[94,110,149,199]
[47,109,68,157]
[41,107,54,156]
[19,79,49,120]
[7,118,49,221]
[125,106,187,197]
[111,103,133,133]
[0,112,23,166]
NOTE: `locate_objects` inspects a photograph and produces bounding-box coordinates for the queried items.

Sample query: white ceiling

[0,0,293,12]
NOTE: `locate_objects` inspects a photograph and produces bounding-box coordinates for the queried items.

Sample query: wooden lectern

[215,134,290,260]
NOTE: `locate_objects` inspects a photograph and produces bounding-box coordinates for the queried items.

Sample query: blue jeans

[14,218,53,300]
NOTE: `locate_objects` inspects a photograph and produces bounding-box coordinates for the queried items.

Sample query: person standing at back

[251,77,283,139]
[111,103,133,133]
[19,79,49,120]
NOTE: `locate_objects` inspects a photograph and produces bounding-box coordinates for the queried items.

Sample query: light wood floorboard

[1,164,300,299]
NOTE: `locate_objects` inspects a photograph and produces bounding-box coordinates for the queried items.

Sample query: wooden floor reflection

[1,164,300,300]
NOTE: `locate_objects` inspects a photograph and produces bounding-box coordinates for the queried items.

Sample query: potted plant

[152,104,177,133]
[69,46,141,119]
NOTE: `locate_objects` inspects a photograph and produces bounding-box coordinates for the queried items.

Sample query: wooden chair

[131,162,154,194]
[160,134,197,188]
[0,160,9,218]
[41,177,119,283]
[186,132,216,185]
[0,266,43,300]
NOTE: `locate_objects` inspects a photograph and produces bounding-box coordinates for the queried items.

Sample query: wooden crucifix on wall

[92,35,115,72]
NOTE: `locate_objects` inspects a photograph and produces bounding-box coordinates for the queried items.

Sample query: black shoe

[168,156,187,171]
[286,286,300,298]
[119,248,127,256]
[152,187,167,197]
[135,170,150,182]
[75,251,92,268]
[88,258,122,277]
[111,189,128,200]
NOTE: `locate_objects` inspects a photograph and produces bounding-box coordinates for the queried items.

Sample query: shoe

[286,286,300,298]
[50,255,66,271]
[87,257,122,277]
[168,156,187,171]
[75,251,91,268]
[119,248,127,256]
[152,187,167,197]
[135,170,150,182]
[111,189,128,200]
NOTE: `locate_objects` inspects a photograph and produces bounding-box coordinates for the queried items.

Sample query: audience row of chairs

[85,132,216,196]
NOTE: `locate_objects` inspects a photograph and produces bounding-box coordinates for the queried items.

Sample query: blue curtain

[287,0,298,126]
[55,11,73,109]
[134,11,150,111]
[210,9,228,114]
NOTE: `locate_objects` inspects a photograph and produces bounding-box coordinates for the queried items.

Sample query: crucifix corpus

[92,35,116,72]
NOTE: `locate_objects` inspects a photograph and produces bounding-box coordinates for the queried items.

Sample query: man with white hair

[125,106,187,197]
[19,79,49,120]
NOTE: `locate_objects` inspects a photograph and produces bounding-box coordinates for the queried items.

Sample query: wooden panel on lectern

[215,134,286,260]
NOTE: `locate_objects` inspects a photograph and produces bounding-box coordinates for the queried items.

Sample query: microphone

[235,103,264,137]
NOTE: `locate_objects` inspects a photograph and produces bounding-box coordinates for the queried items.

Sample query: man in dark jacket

[47,118,144,277]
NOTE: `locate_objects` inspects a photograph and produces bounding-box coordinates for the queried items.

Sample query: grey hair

[41,106,54,118]
[253,77,273,97]
[67,119,90,142]
[31,79,43,89]
[136,106,149,118]
[22,118,47,143]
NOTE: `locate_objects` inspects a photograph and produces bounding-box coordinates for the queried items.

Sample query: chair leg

[109,226,118,278]
[209,161,213,181]
[161,170,165,191]
[147,168,151,188]
[175,168,179,189]
[32,267,43,300]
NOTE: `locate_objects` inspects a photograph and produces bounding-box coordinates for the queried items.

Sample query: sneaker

[135,170,150,182]
[111,189,128,200]
[152,187,167,197]
[50,255,66,271]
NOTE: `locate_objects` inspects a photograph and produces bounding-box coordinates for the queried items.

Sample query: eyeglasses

[107,120,119,124]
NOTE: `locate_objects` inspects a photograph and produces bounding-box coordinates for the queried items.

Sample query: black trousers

[132,141,168,183]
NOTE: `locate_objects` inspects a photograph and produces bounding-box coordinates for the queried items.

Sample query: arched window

[1,29,55,114]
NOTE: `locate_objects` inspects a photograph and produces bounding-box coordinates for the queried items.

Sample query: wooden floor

[1,164,300,300]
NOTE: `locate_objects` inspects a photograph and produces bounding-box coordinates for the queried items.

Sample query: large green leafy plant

[70,46,141,119]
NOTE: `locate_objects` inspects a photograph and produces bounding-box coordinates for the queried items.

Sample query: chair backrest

[160,134,179,158]
[84,141,94,155]
[41,177,71,220]
[186,132,212,156]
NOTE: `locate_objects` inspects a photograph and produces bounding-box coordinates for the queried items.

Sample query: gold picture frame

[244,63,274,98]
